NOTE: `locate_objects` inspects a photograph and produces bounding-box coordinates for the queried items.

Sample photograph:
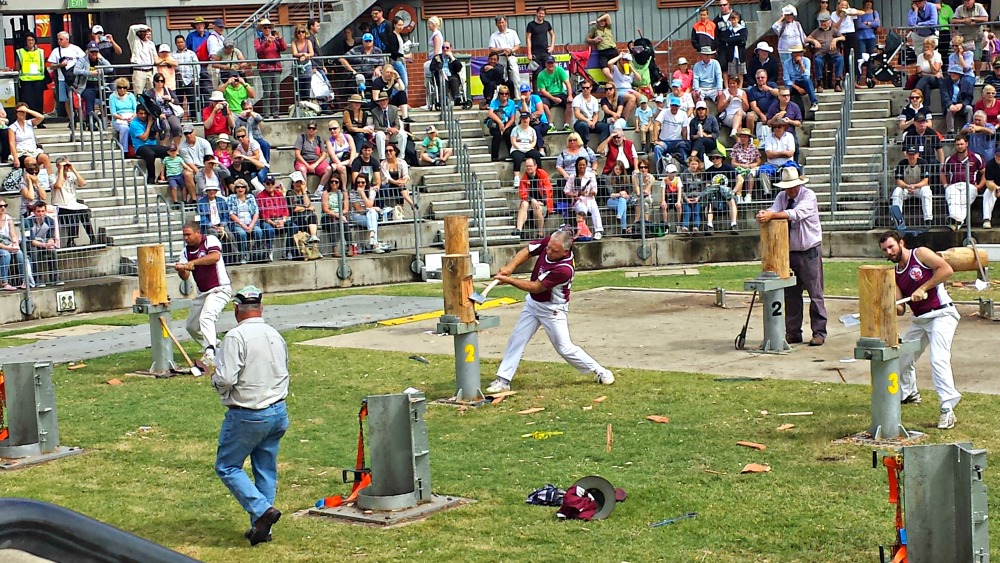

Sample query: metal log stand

[356,393,431,511]
[743,220,797,353]
[131,245,183,376]
[0,362,83,469]
[435,217,499,400]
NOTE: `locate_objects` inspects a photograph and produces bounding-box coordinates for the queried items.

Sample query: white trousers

[892,186,934,221]
[945,182,977,223]
[984,187,998,223]
[186,285,232,352]
[373,129,409,161]
[574,198,604,233]
[899,306,962,409]
[500,54,521,90]
[496,297,606,381]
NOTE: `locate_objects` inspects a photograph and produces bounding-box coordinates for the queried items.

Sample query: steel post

[133,299,180,376]
[436,314,500,401]
[744,272,797,353]
[854,337,921,440]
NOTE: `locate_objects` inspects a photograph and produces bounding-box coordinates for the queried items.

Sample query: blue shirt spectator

[907,0,938,39]
[962,117,996,161]
[129,115,158,148]
[692,51,723,101]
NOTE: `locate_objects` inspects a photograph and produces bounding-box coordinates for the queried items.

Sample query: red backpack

[196,40,211,62]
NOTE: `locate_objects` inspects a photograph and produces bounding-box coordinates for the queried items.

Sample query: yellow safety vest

[16,48,45,82]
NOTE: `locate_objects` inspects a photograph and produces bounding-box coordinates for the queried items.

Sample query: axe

[839,297,912,327]
[469,279,500,305]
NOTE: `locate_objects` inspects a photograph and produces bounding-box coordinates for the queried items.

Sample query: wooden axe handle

[480,279,500,299]
[159,316,199,374]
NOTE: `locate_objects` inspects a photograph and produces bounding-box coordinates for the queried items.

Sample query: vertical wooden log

[442,254,475,323]
[444,216,470,256]
[760,220,790,278]
[137,244,168,305]
[858,265,898,346]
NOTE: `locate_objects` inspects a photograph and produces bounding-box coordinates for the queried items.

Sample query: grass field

[1,261,998,562]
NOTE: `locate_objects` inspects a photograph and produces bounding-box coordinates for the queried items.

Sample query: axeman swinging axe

[839,297,912,327]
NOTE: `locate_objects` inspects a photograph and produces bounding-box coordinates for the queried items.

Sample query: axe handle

[480,279,500,299]
[896,297,911,305]
[160,316,199,375]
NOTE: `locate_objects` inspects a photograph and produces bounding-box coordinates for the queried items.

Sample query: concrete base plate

[308,494,473,527]
[832,431,928,448]
[0,446,85,470]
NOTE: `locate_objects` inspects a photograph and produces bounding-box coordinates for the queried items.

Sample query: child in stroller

[628,34,663,101]
[862,29,904,88]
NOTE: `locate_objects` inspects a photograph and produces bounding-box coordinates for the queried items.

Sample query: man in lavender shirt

[756,167,828,346]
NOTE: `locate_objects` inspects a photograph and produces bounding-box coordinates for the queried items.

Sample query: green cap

[234,285,263,305]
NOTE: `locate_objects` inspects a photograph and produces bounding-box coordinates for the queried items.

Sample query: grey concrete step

[421,187,511,202]
[420,173,501,189]
[810,127,888,140]
[809,135,887,147]
[804,117,897,134]
[814,108,890,121]
[430,197,509,214]
[800,144,884,158]
[805,153,883,165]
[808,171,884,184]
[816,100,890,112]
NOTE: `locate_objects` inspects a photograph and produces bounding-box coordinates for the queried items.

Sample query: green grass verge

[3,343,998,562]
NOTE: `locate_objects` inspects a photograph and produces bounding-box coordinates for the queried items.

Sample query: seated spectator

[227,179,261,264]
[513,158,553,238]
[234,99,271,165]
[419,125,453,166]
[233,126,268,184]
[202,91,235,145]
[18,156,50,217]
[348,173,384,253]
[372,63,410,122]
[941,136,986,230]
[908,37,942,103]
[669,79,696,117]
[765,88,803,157]
[747,42,780,85]
[984,149,1000,229]
[343,94,375,150]
[179,124,213,201]
[689,101,720,159]
[785,47,818,112]
[692,46,723,102]
[163,144,186,206]
[257,175,290,261]
[372,91,408,161]
[898,91,928,142]
[351,142,383,188]
[606,52,639,121]
[226,154,258,195]
[23,201,61,287]
[940,64,975,134]
[339,31,385,93]
[294,120,331,182]
[130,106,169,184]
[320,177,352,256]
[428,41,469,110]
[764,122,796,167]
[214,134,233,172]
[555,134,599,205]
[947,36,975,79]
[0,198,27,290]
[196,155,229,200]
[598,125,638,178]
[379,143,414,220]
[635,95,656,154]
[515,83,549,149]
[632,156,657,228]
[572,81,608,145]
[985,59,1000,91]
[109,79,137,157]
[286,171,321,245]
[704,155,739,234]
[510,113,544,186]
[807,14,844,92]
[479,52,514,108]
[730,128,763,201]
[197,182,230,244]
[565,156,603,239]
[963,111,996,161]
[606,160,632,231]
[51,157,99,246]
[974,85,1000,127]
[145,72,182,148]
[659,162,683,231]
[536,55,573,129]
[321,119,357,191]
[487,85,517,161]
[902,113,945,166]
[891,146,934,228]
[717,76,749,133]
[600,83,628,133]
[9,103,50,174]
[653,96,692,173]
[745,70,779,133]
[680,155,706,233]
[673,58,694,94]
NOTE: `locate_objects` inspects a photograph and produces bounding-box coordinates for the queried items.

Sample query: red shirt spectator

[203,92,233,138]
[254,27,287,73]
[974,90,1000,126]
[518,165,554,212]
[257,185,290,220]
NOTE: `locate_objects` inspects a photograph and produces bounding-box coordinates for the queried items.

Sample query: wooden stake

[858,265,898,346]
[137,244,168,305]
[606,423,613,453]
[442,254,475,323]
[760,220,790,278]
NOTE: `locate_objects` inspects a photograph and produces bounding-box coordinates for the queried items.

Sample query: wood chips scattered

[517,407,545,415]
[646,415,670,424]
[606,424,613,453]
[68,363,86,370]
[593,396,608,403]
[741,463,771,474]
[737,441,767,451]
[105,378,124,386]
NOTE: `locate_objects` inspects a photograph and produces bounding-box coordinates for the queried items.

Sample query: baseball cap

[695,101,708,109]
[362,33,374,42]
[426,125,438,134]
[670,79,682,88]
[212,18,225,28]
[905,145,920,154]
[993,59,1000,68]
[158,43,170,53]
[639,95,648,103]
[234,285,263,305]
[708,150,724,159]
[223,39,235,48]
[545,55,556,64]
[668,96,681,106]
[167,144,178,152]
[264,174,276,183]
[519,83,531,93]
[817,13,831,21]
[665,164,678,173]
[289,171,305,183]
[203,154,218,164]
[654,94,665,103]
[86,41,100,52]
[781,5,796,15]
[92,25,104,34]
[182,124,195,134]
[914,111,929,122]
[204,184,220,191]
[520,111,531,119]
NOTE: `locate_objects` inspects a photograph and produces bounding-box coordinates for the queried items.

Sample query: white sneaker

[938,408,956,429]
[743,194,752,203]
[308,234,320,243]
[485,378,511,394]
[594,369,615,385]
[809,103,819,112]
[368,233,377,248]
[594,231,603,240]
[984,220,992,229]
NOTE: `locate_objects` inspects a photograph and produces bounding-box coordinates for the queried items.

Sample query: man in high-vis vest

[15,33,47,117]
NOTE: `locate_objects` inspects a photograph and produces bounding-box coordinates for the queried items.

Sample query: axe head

[469,291,487,305]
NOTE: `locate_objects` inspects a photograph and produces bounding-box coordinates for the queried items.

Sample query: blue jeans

[230,224,262,260]
[216,401,289,526]
[813,53,844,80]
[653,140,691,173]
[790,78,817,105]
[0,248,25,286]
[682,201,701,229]
[781,53,793,84]
[392,60,409,88]
[258,138,272,164]
[260,221,291,254]
[858,37,877,58]
[608,195,628,227]
[573,120,609,145]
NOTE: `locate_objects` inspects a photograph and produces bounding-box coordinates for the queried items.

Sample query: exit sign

[66,0,87,8]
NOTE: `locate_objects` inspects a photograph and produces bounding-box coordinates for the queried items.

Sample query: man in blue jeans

[213,285,290,546]
[652,96,692,174]
[785,46,818,112]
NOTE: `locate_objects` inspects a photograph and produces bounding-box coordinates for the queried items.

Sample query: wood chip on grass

[741,463,771,474]
[776,424,796,431]
[646,415,670,424]
[737,441,767,451]
[518,407,545,415]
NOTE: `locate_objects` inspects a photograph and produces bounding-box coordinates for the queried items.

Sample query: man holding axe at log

[175,220,232,374]
[879,230,962,430]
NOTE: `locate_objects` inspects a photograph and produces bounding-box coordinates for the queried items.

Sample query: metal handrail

[130,164,144,225]
[653,0,716,51]
[222,0,285,50]
[829,51,856,220]
[153,194,175,259]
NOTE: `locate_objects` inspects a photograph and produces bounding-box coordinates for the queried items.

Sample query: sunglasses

[154,79,165,83]
[499,93,509,96]
[116,86,126,90]
[582,85,592,89]
[236,134,246,138]
[0,205,6,208]
[638,165,648,169]
[308,126,317,130]
[443,46,451,50]
[297,31,307,34]
[329,126,339,130]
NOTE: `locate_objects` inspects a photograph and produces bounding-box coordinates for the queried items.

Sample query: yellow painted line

[378,297,517,326]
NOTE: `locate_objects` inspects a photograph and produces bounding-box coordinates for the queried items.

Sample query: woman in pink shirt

[974,85,1000,126]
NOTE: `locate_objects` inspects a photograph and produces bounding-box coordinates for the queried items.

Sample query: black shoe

[511,228,522,237]
[924,219,933,227]
[36,123,46,129]
[250,507,281,546]
[245,528,272,543]
[786,335,803,344]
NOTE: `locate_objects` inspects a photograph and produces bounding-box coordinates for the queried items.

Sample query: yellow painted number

[464,344,475,363]
[887,372,899,395]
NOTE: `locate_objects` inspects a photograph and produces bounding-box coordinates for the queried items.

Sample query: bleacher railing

[829,51,856,220]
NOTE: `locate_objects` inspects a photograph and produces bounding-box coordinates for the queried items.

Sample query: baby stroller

[863,30,904,88]
[563,44,593,92]
[628,30,663,99]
